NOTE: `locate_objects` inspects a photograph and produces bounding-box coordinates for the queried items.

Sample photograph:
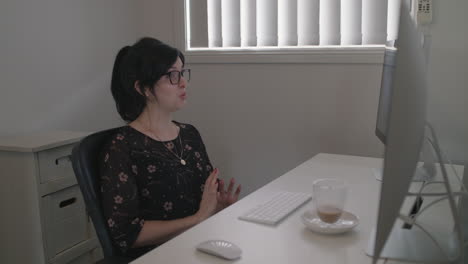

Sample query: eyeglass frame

[162,69,191,85]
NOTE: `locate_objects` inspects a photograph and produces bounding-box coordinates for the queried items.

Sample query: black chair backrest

[71,127,122,258]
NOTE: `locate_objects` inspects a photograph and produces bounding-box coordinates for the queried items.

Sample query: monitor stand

[368,123,465,264]
[366,224,460,263]
[374,134,436,182]
[373,163,435,182]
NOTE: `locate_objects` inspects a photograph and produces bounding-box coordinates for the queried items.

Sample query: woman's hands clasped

[196,168,241,222]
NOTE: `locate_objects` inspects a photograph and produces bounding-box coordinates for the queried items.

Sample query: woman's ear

[134,80,142,95]
[134,80,148,97]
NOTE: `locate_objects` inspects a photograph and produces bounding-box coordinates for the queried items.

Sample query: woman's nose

[179,75,187,88]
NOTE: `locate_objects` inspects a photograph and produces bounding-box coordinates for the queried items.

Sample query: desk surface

[132,153,390,264]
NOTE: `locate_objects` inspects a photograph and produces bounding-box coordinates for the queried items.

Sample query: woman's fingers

[226,178,235,194]
[205,168,219,187]
[206,168,215,182]
[197,169,222,220]
[218,179,225,194]
[214,175,242,210]
[233,185,241,201]
[210,168,219,186]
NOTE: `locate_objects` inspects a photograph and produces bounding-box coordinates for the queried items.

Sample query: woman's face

[150,57,188,112]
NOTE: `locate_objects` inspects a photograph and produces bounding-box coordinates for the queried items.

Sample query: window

[177,0,402,63]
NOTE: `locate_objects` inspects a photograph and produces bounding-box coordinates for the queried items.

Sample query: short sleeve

[100,134,144,253]
[191,125,213,173]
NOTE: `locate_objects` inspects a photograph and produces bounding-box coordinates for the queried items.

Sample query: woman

[100,37,241,258]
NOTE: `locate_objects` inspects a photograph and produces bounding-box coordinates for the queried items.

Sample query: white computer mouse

[196,239,242,260]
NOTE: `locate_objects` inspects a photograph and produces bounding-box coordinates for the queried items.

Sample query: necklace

[151,127,186,166]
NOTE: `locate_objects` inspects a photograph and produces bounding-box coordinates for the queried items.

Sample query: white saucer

[301,210,359,235]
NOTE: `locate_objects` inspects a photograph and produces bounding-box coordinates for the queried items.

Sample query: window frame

[174,0,386,64]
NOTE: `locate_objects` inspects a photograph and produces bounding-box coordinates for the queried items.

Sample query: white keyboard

[239,191,312,225]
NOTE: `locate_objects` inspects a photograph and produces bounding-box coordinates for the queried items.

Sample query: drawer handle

[55,155,72,165]
[59,197,77,208]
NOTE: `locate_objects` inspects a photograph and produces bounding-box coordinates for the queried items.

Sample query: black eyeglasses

[163,69,191,85]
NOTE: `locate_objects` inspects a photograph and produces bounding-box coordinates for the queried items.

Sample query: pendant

[181,159,186,165]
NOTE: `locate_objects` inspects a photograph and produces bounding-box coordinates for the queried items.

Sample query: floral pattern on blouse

[99,122,212,258]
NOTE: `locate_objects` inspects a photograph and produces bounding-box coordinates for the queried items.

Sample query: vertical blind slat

[320,0,341,45]
[362,0,388,44]
[188,0,208,48]
[208,0,222,47]
[257,0,278,46]
[222,0,241,47]
[278,0,298,46]
[387,0,402,43]
[241,0,257,47]
[341,0,362,45]
[297,0,320,45]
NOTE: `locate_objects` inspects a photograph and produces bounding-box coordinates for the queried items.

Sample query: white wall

[0,0,140,135]
[1,0,465,197]
[426,0,468,164]
[136,0,175,46]
[174,63,384,195]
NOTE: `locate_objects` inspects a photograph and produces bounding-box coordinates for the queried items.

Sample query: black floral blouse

[99,122,213,258]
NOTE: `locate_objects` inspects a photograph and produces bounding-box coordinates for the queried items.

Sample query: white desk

[131,153,466,264]
[132,153,389,264]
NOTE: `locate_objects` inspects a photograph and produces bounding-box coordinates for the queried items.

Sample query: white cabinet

[0,131,103,264]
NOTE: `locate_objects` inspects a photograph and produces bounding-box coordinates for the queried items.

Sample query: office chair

[71,127,133,264]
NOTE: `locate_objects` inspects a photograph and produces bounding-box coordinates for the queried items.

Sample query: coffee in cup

[312,178,347,224]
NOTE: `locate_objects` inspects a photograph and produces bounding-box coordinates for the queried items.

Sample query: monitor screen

[375,48,397,145]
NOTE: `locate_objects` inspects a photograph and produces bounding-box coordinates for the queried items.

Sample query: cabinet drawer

[67,250,93,264]
[51,238,100,264]
[59,247,102,264]
[38,144,75,183]
[42,185,88,257]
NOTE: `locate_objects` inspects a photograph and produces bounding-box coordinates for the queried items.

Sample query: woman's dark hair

[110,37,185,122]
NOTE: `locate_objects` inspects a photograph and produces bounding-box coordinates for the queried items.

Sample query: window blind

[241,0,257,46]
[187,0,401,49]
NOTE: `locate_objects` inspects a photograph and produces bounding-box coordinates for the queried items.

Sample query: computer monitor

[373,20,435,183]
[367,1,465,263]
